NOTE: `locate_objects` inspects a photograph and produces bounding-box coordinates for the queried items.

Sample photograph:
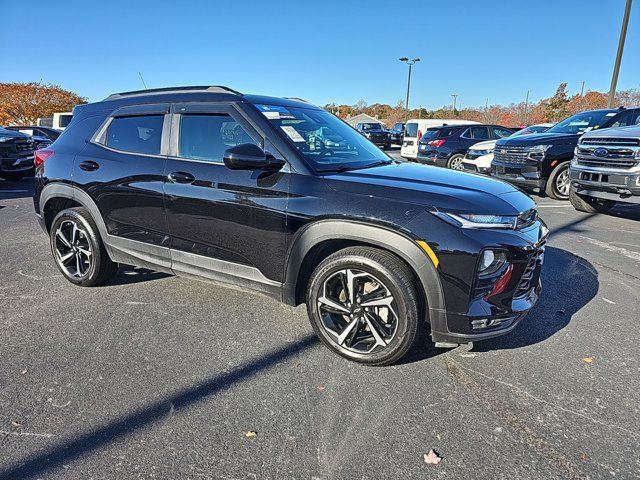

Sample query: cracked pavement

[1,172,639,479]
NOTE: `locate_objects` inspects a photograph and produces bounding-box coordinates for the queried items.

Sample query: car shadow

[473,246,598,352]
[102,265,172,286]
[605,203,640,221]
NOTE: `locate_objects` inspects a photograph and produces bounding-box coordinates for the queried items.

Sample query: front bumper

[570,164,640,204]
[462,161,491,175]
[491,161,545,189]
[1,153,34,173]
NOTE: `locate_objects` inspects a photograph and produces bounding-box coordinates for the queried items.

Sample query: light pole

[399,57,420,122]
[451,94,458,114]
[608,0,633,107]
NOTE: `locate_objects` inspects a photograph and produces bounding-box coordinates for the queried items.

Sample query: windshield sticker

[280,126,306,142]
[256,104,295,120]
[604,112,617,117]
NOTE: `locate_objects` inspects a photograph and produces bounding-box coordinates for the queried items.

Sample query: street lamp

[399,57,420,122]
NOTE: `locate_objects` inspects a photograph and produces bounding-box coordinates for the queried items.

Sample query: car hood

[497,132,579,147]
[581,124,640,139]
[469,140,497,151]
[0,128,28,140]
[323,162,535,215]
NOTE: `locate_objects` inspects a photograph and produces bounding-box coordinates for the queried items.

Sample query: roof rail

[284,97,309,103]
[103,85,242,101]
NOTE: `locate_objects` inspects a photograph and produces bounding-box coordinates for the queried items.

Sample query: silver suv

[569,125,640,213]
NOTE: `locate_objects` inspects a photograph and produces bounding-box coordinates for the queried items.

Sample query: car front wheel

[569,189,616,214]
[50,207,118,286]
[306,246,422,366]
[545,162,570,200]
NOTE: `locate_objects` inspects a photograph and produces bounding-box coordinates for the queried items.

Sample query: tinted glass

[512,125,551,136]
[606,109,640,128]
[105,115,164,155]
[59,115,73,128]
[470,127,490,139]
[492,127,513,138]
[178,114,256,162]
[548,111,616,134]
[419,130,439,141]
[361,123,383,131]
[405,122,418,137]
[257,105,389,170]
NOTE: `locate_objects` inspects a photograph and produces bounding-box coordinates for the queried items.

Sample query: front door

[163,103,289,292]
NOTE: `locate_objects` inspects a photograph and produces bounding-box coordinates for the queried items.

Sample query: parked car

[389,122,405,145]
[401,118,481,160]
[462,123,555,174]
[417,124,515,169]
[491,107,640,200]
[34,85,548,366]
[5,125,62,142]
[569,124,640,212]
[37,112,73,130]
[355,122,391,149]
[4,126,55,149]
[0,127,36,179]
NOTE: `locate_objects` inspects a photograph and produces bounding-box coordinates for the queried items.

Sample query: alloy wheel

[556,168,570,197]
[317,269,399,354]
[449,156,464,170]
[54,220,92,278]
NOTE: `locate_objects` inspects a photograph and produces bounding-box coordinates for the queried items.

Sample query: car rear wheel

[50,207,118,286]
[569,189,616,214]
[447,154,465,170]
[545,162,570,200]
[306,246,422,366]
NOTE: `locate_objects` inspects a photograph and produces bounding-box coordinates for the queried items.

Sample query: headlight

[364,133,371,138]
[431,210,518,229]
[525,144,552,161]
[477,249,508,276]
[475,149,494,155]
[0,136,12,143]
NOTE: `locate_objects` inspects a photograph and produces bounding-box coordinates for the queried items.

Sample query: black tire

[545,162,570,200]
[446,154,465,170]
[49,207,118,287]
[306,246,422,366]
[569,188,616,214]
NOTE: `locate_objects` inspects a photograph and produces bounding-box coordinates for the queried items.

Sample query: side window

[178,114,257,162]
[492,127,513,138]
[470,127,490,140]
[105,115,164,155]
[607,110,640,128]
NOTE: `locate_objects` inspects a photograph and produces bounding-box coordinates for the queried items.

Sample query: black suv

[417,124,515,170]
[5,125,62,142]
[34,86,547,366]
[355,122,391,150]
[0,127,36,179]
[492,107,640,200]
[389,122,405,145]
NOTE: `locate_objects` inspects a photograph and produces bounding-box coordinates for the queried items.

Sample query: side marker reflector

[416,240,439,268]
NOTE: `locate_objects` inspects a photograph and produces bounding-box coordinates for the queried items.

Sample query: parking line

[583,237,640,262]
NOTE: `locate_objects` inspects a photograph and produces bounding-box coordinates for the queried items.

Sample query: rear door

[77,104,170,264]
[163,102,289,288]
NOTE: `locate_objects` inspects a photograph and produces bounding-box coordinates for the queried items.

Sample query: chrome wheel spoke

[337,317,360,346]
[54,220,92,278]
[58,251,75,264]
[364,313,388,347]
[75,253,82,276]
[56,229,72,248]
[318,295,350,314]
[77,247,92,258]
[71,223,79,244]
[360,295,393,308]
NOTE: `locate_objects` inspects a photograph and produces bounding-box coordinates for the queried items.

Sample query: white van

[37,112,73,130]
[401,118,480,159]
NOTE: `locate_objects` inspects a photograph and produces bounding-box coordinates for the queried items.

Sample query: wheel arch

[282,220,446,327]
[40,183,108,236]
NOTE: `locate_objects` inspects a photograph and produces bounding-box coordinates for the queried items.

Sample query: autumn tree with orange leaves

[0,82,86,126]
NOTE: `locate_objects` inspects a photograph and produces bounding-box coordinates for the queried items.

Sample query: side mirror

[223,143,285,171]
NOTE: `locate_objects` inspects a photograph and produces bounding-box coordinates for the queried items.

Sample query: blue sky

[1,0,638,109]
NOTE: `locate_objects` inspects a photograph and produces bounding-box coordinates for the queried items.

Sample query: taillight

[484,264,513,300]
[428,139,446,148]
[34,149,54,168]
[417,130,422,141]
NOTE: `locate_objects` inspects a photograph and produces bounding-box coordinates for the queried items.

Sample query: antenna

[138,72,148,90]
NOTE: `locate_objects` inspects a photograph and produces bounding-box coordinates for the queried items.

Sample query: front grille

[581,137,639,147]
[16,140,35,153]
[493,145,529,165]
[576,157,638,169]
[514,244,545,298]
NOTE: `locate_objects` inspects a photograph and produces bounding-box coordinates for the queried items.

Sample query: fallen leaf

[424,449,441,465]
[20,369,27,375]
[580,453,589,462]
[317,385,326,392]
[11,421,23,428]
[245,431,257,438]
[583,357,594,364]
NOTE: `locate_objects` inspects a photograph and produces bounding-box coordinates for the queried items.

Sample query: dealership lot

[1,175,639,479]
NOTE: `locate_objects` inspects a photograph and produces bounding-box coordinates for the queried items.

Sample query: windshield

[361,123,383,131]
[547,111,616,134]
[257,105,391,171]
[512,125,551,136]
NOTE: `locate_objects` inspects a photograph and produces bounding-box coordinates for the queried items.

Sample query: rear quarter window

[104,115,164,155]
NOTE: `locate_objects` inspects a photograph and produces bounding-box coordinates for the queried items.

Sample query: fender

[282,219,448,334]
[39,183,172,273]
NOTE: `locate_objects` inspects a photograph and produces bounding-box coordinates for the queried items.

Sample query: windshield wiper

[359,160,394,169]
[315,165,355,173]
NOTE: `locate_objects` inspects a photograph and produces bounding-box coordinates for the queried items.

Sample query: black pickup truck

[0,127,36,179]
[491,107,640,200]
[355,122,391,150]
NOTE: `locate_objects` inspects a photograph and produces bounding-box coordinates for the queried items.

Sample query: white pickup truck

[37,112,73,130]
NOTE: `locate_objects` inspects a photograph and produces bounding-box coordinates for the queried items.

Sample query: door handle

[168,171,195,184]
[79,160,100,171]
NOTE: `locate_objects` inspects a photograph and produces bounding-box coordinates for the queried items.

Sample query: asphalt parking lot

[1,169,639,480]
